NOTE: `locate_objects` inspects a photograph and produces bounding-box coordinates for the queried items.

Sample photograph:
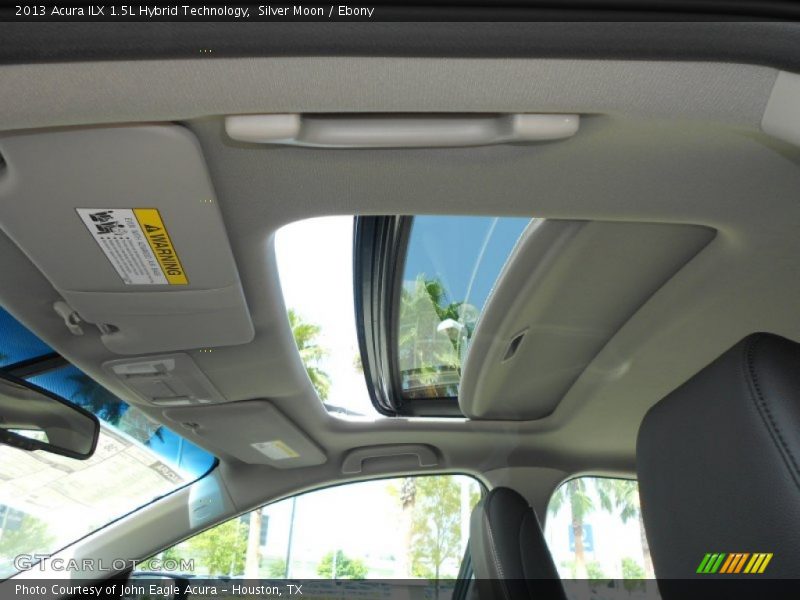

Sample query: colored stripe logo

[697,553,773,574]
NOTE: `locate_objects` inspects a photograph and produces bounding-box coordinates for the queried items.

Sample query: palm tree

[244,509,263,578]
[597,479,654,578]
[399,477,417,576]
[68,373,126,424]
[386,477,418,577]
[287,309,331,401]
[397,275,476,397]
[68,373,164,443]
[548,479,594,578]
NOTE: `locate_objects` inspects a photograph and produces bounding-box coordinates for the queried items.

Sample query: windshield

[0,308,215,578]
[397,216,530,400]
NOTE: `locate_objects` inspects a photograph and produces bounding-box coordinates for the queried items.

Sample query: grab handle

[225,113,579,148]
[341,444,439,474]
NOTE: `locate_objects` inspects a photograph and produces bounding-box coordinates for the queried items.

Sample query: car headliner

[0,28,799,563]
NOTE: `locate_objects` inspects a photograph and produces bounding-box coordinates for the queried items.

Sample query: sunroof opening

[275,217,373,417]
[278,215,531,418]
[397,216,530,402]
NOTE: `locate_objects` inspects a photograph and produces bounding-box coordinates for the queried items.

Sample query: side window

[146,474,481,581]
[544,477,653,581]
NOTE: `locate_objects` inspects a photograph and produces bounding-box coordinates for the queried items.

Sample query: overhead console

[103,353,226,408]
[459,219,715,421]
[0,124,254,355]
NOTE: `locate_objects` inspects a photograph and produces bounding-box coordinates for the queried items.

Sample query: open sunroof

[355,215,530,417]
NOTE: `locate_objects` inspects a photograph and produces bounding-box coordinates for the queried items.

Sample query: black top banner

[2,1,800,22]
[1,20,799,71]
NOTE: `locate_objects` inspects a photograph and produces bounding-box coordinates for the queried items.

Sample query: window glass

[0,308,215,578]
[0,308,52,367]
[545,477,655,585]
[28,366,215,476]
[145,474,481,584]
[398,216,530,400]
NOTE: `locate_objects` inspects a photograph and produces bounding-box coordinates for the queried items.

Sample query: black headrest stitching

[637,333,800,581]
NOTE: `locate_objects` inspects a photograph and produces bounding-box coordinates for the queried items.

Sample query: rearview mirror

[0,371,99,459]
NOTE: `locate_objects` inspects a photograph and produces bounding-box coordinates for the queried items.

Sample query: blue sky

[403,215,530,314]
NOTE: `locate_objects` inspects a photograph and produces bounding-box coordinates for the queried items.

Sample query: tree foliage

[397,275,478,397]
[0,514,54,560]
[586,561,606,579]
[266,558,287,578]
[596,479,639,523]
[407,476,466,580]
[596,478,654,579]
[621,557,647,592]
[139,545,188,573]
[288,309,331,401]
[560,559,606,579]
[316,550,367,579]
[621,557,645,579]
[389,476,479,580]
[68,373,164,444]
[550,478,654,580]
[548,478,594,522]
[548,478,594,578]
[185,518,247,576]
[68,373,126,424]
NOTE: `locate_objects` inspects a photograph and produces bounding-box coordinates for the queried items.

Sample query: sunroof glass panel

[397,215,530,400]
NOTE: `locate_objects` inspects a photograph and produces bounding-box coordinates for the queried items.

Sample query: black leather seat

[637,333,800,581]
[469,486,567,600]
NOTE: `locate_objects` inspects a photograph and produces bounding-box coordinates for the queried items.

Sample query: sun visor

[163,401,327,469]
[459,219,715,420]
[0,125,254,354]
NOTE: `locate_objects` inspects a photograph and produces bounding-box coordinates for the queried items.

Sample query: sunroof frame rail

[353,216,464,418]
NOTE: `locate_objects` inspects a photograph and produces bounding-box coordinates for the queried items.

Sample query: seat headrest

[637,333,800,579]
[470,487,566,599]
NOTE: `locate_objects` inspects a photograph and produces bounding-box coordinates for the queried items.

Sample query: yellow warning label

[251,439,300,460]
[271,440,300,458]
[133,208,189,285]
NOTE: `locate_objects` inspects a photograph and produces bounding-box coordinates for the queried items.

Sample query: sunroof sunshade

[397,216,530,400]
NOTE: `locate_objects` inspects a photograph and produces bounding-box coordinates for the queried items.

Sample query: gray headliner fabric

[0,58,777,131]
[459,220,715,420]
[0,58,799,539]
